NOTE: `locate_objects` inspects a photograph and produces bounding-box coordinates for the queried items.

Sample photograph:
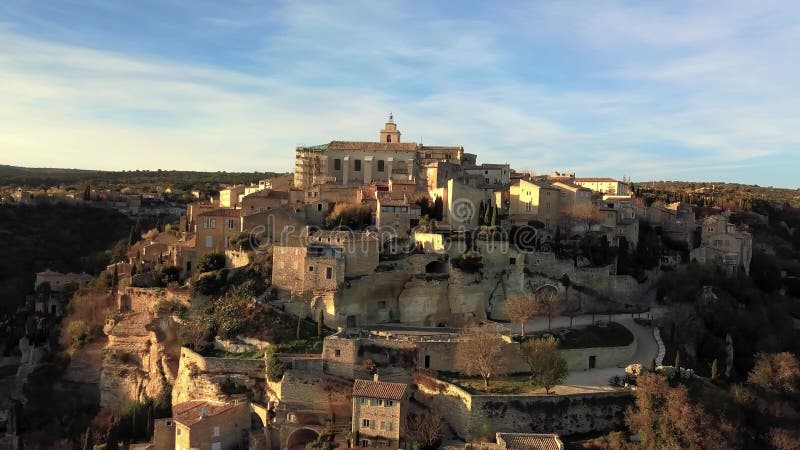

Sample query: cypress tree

[483,204,492,226]
[649,357,656,373]
[711,358,719,382]
[296,315,302,340]
[674,351,681,372]
[317,309,324,338]
[82,426,91,450]
[490,206,497,227]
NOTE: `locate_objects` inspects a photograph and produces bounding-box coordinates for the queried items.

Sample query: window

[211,443,221,450]
[213,426,220,437]
[386,400,393,407]
[203,217,216,229]
[205,236,213,248]
[326,267,333,279]
[317,203,323,211]
[378,160,385,172]
[362,419,372,428]
[375,399,383,406]
[509,257,516,265]
[166,420,172,427]
[226,218,236,229]
[335,349,341,357]
[224,236,231,248]
[177,427,181,436]
[354,159,362,171]
[386,134,392,142]
[334,159,341,170]
[309,266,314,272]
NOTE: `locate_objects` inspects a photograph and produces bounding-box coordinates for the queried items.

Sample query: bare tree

[747,352,800,394]
[505,294,537,336]
[518,336,567,394]
[534,288,561,330]
[406,409,444,447]
[455,325,510,391]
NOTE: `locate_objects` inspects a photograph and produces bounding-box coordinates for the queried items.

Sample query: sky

[1,1,799,187]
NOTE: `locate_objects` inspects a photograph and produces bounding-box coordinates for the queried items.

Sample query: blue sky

[1,1,799,187]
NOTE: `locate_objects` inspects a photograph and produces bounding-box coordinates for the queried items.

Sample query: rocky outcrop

[99,287,187,410]
[172,347,265,405]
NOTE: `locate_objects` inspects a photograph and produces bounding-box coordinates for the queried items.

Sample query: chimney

[373,372,379,381]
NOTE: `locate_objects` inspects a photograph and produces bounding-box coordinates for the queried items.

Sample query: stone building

[551,181,592,220]
[508,179,561,229]
[376,198,421,239]
[195,209,274,258]
[272,240,345,297]
[494,432,565,450]
[573,178,629,196]
[241,189,289,214]
[691,215,752,275]
[172,400,251,450]
[308,230,380,277]
[293,117,464,190]
[351,377,409,448]
[464,163,511,187]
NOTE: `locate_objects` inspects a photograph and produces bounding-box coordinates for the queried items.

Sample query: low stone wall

[561,340,637,371]
[416,377,633,439]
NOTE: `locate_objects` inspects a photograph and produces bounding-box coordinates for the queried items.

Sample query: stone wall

[417,377,633,439]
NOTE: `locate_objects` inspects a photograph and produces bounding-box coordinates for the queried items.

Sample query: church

[293,116,474,189]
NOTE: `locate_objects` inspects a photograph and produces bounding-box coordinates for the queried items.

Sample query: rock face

[99,287,187,410]
[172,347,265,405]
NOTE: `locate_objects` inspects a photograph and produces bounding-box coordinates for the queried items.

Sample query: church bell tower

[379,113,401,143]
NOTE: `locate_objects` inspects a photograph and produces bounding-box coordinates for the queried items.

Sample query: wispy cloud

[0,0,799,186]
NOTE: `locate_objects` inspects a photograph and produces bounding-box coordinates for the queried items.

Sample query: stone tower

[379,113,401,143]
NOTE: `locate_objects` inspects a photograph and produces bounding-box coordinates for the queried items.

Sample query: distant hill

[0,165,285,192]
[635,180,800,209]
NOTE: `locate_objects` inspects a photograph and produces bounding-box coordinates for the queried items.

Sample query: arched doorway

[286,428,320,450]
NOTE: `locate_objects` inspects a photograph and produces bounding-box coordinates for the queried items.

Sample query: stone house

[196,209,244,257]
[463,163,511,187]
[35,269,92,292]
[508,179,561,229]
[308,230,380,278]
[573,178,629,196]
[551,181,592,221]
[691,215,752,275]
[171,400,251,450]
[218,185,248,208]
[387,178,418,201]
[376,198,421,239]
[272,240,345,296]
[351,377,409,448]
[241,189,289,214]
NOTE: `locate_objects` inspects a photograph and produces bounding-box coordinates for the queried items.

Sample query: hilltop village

[5,117,784,450]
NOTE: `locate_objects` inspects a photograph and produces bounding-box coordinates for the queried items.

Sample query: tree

[518,336,567,394]
[455,325,509,390]
[406,410,444,448]
[265,348,286,382]
[324,203,373,229]
[747,352,800,394]
[196,253,226,273]
[674,351,681,372]
[490,206,497,226]
[711,358,719,382]
[432,197,444,221]
[625,373,737,450]
[534,288,561,330]
[177,317,212,352]
[317,308,324,338]
[505,294,537,336]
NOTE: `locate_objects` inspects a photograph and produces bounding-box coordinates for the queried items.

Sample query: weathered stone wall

[416,377,633,439]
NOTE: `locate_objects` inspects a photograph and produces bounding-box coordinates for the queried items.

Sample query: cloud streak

[0,0,799,187]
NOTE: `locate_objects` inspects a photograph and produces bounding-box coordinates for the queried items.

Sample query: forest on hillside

[635,180,800,209]
[0,165,283,194]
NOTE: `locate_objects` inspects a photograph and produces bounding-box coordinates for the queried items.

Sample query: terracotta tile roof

[326,141,418,152]
[197,208,242,218]
[379,198,421,208]
[244,189,289,200]
[352,379,408,400]
[497,433,564,450]
[172,400,238,427]
[574,177,620,183]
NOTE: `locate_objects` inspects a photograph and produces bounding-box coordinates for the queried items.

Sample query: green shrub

[265,349,287,382]
[196,253,226,273]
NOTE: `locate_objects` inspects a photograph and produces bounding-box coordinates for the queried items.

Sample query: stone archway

[286,427,320,450]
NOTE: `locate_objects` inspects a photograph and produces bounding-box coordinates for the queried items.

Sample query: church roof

[300,141,418,153]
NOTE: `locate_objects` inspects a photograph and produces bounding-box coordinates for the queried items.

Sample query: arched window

[386,135,392,143]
